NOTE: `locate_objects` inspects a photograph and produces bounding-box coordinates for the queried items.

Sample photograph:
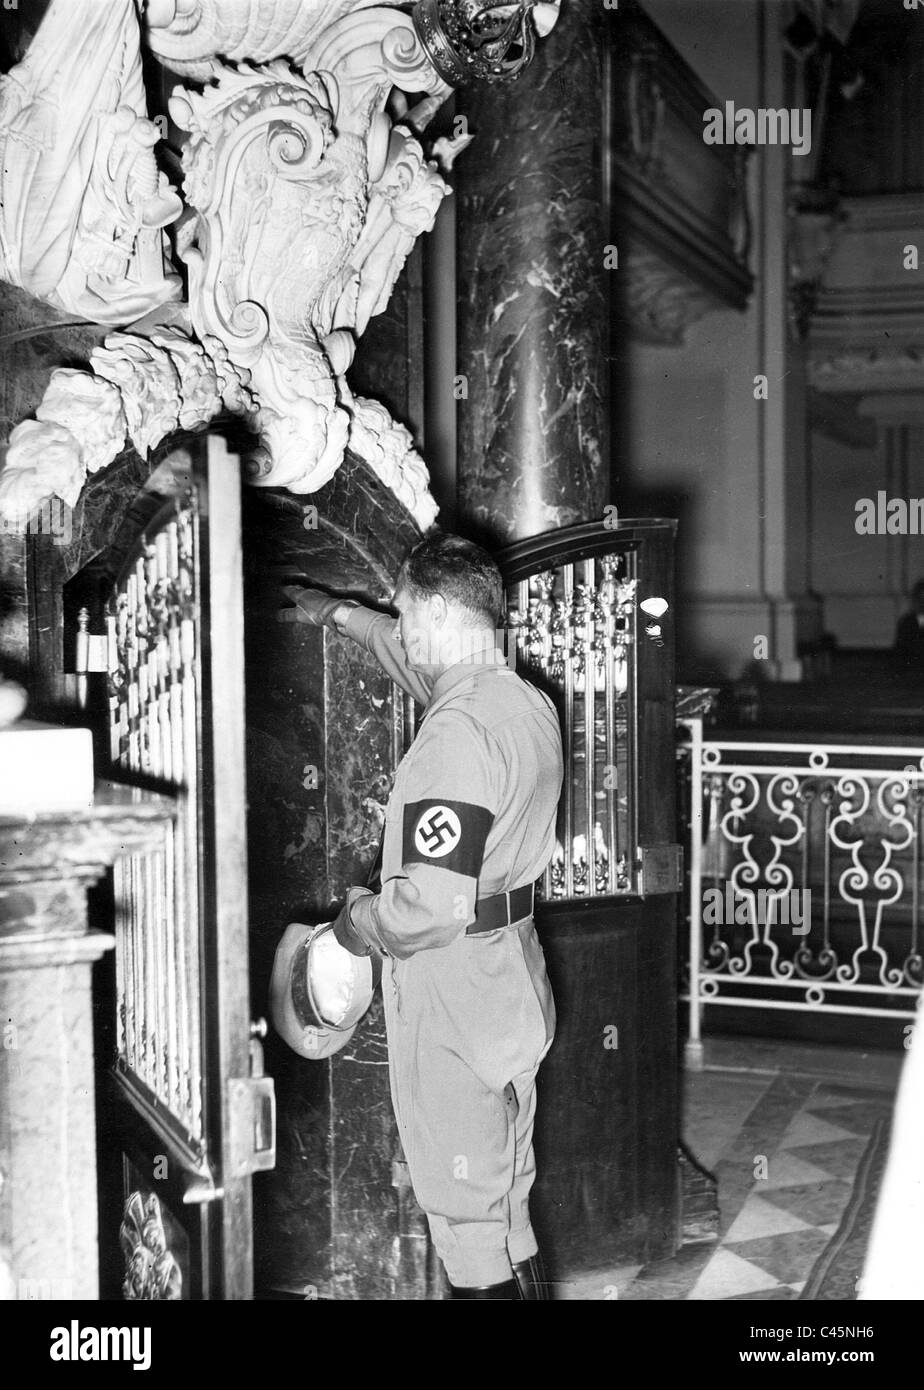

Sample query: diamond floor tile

[802,1101,890,1136]
[760,1178,853,1227]
[778,1112,859,1148]
[722,1228,832,1286]
[762,1150,838,1189]
[785,1137,868,1182]
[687,1248,781,1301]
[807,1083,895,1108]
[584,1041,904,1302]
[724,1194,814,1243]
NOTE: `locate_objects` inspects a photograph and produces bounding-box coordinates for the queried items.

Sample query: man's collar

[428,649,511,705]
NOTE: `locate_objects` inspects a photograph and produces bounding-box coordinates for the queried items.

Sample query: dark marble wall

[533,901,679,1270]
[243,457,433,1299]
[454,0,610,544]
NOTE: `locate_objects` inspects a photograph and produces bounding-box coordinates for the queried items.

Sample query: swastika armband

[402,799,494,877]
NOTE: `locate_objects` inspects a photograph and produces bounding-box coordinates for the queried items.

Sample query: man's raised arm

[279,586,431,704]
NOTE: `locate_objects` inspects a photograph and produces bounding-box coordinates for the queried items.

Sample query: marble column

[454,0,609,543]
[0,784,174,1301]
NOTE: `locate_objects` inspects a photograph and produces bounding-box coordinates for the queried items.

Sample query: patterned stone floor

[557,1038,901,1301]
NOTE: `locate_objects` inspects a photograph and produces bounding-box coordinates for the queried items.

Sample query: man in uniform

[283,532,563,1299]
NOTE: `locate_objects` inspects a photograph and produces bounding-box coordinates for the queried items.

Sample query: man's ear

[429,593,449,626]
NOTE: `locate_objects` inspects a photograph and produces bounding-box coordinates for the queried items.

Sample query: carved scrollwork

[0,329,253,519]
[168,45,450,507]
[0,0,557,527]
[144,0,382,81]
[120,1191,182,1301]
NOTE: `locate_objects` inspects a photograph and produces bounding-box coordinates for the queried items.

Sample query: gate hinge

[636,844,684,896]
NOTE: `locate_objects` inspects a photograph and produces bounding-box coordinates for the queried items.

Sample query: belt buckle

[504,889,512,926]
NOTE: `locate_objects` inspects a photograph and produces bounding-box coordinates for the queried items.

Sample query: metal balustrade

[678,718,924,1068]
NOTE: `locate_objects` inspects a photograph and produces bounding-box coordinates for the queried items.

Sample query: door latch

[636,844,684,896]
[227,1019,276,1178]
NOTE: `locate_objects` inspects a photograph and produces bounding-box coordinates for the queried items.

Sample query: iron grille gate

[105,435,273,1300]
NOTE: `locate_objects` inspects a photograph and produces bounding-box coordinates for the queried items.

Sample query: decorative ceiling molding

[808,346,924,396]
[808,193,924,396]
[0,0,558,529]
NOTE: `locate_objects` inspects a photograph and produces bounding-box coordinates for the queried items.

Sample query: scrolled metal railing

[679,718,924,1067]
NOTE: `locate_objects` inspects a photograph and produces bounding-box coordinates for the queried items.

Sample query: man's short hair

[398,532,504,624]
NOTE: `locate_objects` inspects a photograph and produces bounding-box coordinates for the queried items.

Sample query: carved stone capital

[807,194,924,390]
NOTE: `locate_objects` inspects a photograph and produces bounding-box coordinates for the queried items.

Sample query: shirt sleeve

[350,709,500,959]
[340,605,432,704]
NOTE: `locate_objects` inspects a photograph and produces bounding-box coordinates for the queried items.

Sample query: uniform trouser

[383,918,555,1288]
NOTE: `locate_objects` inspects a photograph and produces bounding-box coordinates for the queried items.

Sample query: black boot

[511,1252,551,1301]
[450,1278,522,1299]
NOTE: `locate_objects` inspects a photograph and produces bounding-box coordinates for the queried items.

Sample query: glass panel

[506,550,637,900]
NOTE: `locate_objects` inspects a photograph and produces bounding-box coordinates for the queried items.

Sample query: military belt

[467,883,535,934]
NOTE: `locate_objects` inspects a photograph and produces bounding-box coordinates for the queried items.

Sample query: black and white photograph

[0,0,921,1348]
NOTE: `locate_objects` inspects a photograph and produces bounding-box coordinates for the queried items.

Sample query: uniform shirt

[342,606,563,960]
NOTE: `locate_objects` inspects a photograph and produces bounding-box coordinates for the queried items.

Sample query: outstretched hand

[278,586,340,626]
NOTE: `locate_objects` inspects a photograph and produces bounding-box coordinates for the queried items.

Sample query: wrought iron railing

[107,498,205,1155]
[679,718,924,1065]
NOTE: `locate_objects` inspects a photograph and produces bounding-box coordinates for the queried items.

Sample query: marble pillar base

[1,941,112,1300]
[0,783,174,1302]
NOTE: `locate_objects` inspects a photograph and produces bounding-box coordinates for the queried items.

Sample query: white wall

[812,421,924,647]
[632,0,819,680]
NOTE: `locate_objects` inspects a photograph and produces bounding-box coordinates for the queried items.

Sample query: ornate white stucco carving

[0,328,253,519]
[0,0,182,324]
[166,5,452,509]
[0,1,556,532]
[144,0,382,81]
